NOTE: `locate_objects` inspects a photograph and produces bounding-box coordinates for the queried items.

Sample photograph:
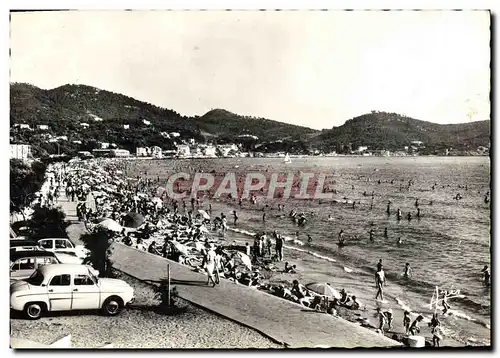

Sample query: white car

[37,238,89,260]
[10,264,134,320]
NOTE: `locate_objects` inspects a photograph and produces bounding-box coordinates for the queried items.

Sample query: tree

[80,227,115,278]
[27,206,69,239]
[10,159,47,216]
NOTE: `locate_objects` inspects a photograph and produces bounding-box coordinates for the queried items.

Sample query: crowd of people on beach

[25,158,490,348]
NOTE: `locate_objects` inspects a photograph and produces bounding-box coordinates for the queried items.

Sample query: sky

[9,10,490,130]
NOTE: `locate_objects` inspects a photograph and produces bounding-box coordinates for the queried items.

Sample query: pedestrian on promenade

[275,231,284,262]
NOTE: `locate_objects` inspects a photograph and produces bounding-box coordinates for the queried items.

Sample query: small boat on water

[284,153,292,164]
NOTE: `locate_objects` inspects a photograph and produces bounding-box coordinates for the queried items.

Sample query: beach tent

[305,282,341,299]
[123,212,145,228]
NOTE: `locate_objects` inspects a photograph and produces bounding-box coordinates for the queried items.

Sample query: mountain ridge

[10,83,490,156]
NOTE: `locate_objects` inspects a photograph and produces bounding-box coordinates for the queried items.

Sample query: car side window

[55,240,68,249]
[17,258,36,270]
[49,274,71,286]
[74,274,94,286]
[66,240,75,248]
[39,240,53,249]
[36,256,55,266]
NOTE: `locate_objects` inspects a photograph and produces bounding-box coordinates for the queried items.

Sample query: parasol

[123,212,145,228]
[235,251,252,270]
[197,209,210,220]
[97,218,123,232]
[305,282,341,299]
[170,241,190,256]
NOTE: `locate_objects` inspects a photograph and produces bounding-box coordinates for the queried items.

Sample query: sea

[125,156,491,346]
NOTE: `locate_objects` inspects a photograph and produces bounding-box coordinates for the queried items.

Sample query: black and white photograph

[8,8,492,349]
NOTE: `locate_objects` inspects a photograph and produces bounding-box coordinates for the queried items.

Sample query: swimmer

[384,227,388,239]
[369,229,374,242]
[417,208,421,218]
[403,262,412,278]
[403,310,411,334]
[397,208,402,221]
[407,212,412,221]
[307,234,313,244]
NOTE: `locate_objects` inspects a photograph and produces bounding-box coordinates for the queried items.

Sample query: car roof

[37,238,69,241]
[10,240,39,247]
[38,264,94,276]
[10,250,56,261]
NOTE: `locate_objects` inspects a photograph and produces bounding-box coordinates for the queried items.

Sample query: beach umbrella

[305,282,341,299]
[185,241,206,251]
[236,252,252,270]
[123,212,145,228]
[170,241,190,256]
[97,218,123,232]
[197,209,210,220]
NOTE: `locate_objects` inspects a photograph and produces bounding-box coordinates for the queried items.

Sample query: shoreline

[121,157,490,347]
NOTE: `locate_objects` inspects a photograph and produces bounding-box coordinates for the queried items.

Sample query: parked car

[10,251,60,281]
[37,238,89,260]
[10,239,42,252]
[10,264,135,319]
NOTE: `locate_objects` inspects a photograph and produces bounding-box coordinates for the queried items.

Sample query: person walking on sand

[204,244,218,287]
[375,267,386,301]
[403,310,411,334]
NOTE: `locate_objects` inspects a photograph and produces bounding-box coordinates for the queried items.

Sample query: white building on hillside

[10,144,32,160]
[203,145,217,157]
[151,146,163,159]
[177,145,190,157]
[136,147,149,157]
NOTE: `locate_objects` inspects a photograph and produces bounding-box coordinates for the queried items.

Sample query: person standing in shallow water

[369,229,374,242]
[481,265,490,286]
[375,266,386,301]
[384,227,388,239]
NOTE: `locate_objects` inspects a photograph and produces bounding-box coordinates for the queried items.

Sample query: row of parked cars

[10,236,135,320]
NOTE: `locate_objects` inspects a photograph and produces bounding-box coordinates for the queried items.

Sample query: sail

[284,153,292,163]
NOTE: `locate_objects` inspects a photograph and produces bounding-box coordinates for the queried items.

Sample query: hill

[196,109,317,142]
[10,83,317,156]
[308,111,490,153]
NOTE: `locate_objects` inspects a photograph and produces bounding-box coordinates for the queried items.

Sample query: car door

[71,273,100,310]
[10,258,36,280]
[47,274,72,311]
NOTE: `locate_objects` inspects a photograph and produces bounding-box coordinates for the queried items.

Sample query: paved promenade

[58,194,400,348]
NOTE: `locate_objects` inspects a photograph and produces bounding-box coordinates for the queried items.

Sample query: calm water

[127,156,491,345]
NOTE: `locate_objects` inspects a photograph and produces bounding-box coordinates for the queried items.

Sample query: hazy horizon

[10,10,490,130]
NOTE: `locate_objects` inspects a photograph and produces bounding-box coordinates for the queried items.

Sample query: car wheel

[101,297,123,316]
[24,302,44,320]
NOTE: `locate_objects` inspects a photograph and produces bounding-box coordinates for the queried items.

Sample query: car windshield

[88,269,99,284]
[26,270,45,286]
